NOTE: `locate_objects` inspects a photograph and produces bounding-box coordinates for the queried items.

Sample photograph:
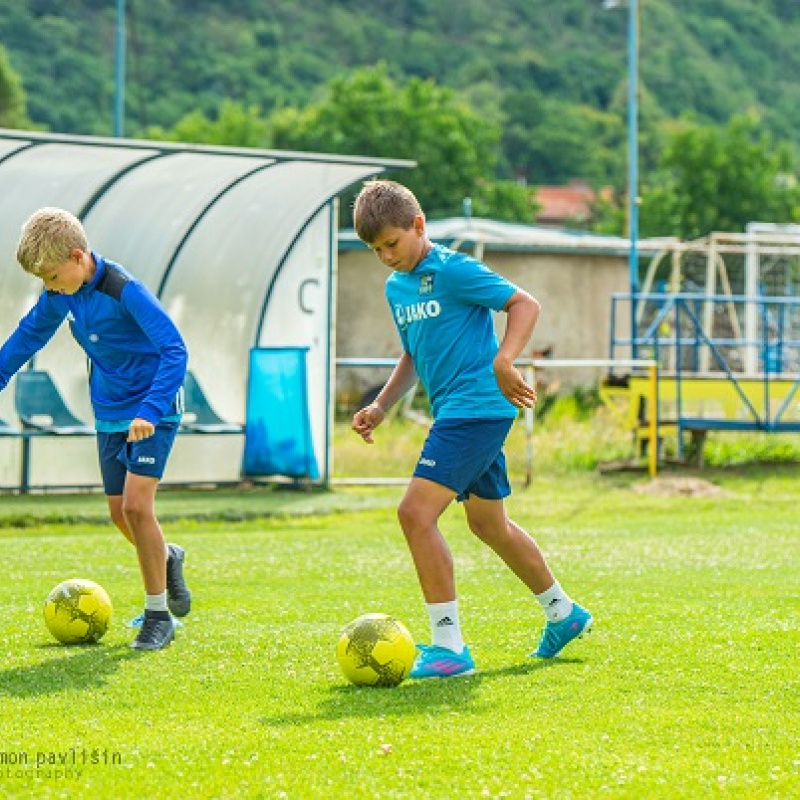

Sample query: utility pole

[627,0,639,358]
[113,0,126,137]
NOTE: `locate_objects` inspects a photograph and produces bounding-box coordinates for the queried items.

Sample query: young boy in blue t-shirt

[351,180,592,677]
[0,207,192,651]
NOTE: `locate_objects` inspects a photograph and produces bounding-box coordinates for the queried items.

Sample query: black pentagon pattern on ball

[343,616,410,687]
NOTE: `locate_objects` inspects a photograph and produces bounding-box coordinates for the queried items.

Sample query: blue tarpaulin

[243,347,319,479]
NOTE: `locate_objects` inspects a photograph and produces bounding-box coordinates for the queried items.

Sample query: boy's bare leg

[398,477,474,675]
[106,494,135,544]
[462,494,554,593]
[120,474,167,595]
[463,493,592,658]
[115,474,177,650]
[107,476,190,623]
[396,476,458,602]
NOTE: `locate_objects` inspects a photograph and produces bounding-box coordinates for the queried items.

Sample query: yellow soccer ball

[43,578,112,645]
[337,613,416,687]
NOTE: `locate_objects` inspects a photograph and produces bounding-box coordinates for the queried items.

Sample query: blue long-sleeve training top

[0,252,187,425]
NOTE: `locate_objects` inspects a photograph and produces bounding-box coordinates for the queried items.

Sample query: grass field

[1,456,799,798]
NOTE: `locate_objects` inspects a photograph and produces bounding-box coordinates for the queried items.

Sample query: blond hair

[353,180,423,244]
[16,207,88,275]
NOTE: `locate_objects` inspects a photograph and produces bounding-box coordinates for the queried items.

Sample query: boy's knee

[396,501,412,529]
[397,498,425,533]
[105,497,128,533]
[467,516,510,544]
[121,498,154,529]
[468,519,496,542]
[109,507,126,531]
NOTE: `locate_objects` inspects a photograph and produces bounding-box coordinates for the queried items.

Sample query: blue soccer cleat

[531,603,593,658]
[409,644,476,678]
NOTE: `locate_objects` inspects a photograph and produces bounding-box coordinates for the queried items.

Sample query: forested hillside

[1,0,799,233]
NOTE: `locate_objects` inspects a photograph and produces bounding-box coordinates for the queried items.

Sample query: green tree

[268,65,537,222]
[501,89,625,186]
[641,113,800,239]
[145,100,268,147]
[0,45,32,129]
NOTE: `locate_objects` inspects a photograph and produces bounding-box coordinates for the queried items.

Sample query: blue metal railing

[609,293,800,450]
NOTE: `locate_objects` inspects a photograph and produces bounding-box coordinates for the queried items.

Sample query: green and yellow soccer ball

[337,613,416,687]
[43,578,112,645]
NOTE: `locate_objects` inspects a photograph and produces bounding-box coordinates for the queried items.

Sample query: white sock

[145,591,168,613]
[427,600,464,653]
[535,581,574,623]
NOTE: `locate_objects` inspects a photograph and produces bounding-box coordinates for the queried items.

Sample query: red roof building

[535,180,599,227]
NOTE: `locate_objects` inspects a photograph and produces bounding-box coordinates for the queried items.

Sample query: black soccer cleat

[166,543,192,617]
[131,610,175,651]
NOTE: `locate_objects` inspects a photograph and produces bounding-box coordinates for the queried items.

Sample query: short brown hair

[16,207,88,275]
[353,180,423,244]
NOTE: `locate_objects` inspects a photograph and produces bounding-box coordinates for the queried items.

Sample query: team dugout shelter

[0,128,412,491]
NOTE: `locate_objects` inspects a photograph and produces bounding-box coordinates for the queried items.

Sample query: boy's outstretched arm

[494,289,540,409]
[351,352,418,444]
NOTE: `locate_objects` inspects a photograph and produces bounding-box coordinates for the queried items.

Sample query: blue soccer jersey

[386,243,518,420]
[0,253,187,426]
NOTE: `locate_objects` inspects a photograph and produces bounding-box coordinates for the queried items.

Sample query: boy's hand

[127,418,155,442]
[493,358,537,409]
[351,403,386,444]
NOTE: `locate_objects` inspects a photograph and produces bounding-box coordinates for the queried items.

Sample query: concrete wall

[335,246,630,401]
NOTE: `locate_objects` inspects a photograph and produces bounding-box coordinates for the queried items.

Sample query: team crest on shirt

[418,274,434,295]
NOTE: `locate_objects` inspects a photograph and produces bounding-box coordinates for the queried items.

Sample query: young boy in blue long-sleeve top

[0,207,192,650]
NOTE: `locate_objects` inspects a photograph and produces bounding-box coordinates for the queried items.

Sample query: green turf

[1,470,799,798]
[0,482,402,528]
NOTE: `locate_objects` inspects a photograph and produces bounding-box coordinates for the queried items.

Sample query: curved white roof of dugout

[0,129,413,485]
[0,127,412,329]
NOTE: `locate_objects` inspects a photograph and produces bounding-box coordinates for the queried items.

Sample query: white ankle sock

[145,591,168,612]
[535,581,574,622]
[427,600,464,652]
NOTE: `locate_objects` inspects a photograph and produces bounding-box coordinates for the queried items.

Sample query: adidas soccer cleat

[126,611,145,628]
[127,611,183,629]
[531,602,593,658]
[131,610,175,651]
[166,543,191,617]
[409,644,475,679]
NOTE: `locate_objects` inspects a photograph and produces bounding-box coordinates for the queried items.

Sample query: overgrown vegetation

[334,391,800,480]
[1,1,799,230]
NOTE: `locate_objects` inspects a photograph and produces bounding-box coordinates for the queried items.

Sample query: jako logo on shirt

[137,456,156,464]
[394,300,441,330]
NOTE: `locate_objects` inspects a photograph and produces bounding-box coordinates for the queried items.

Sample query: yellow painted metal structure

[602,372,800,466]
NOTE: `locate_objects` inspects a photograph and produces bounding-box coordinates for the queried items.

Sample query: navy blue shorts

[97,420,179,496]
[413,417,514,501]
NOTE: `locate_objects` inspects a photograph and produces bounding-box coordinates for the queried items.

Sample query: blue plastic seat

[14,370,94,435]
[0,415,19,435]
[180,371,242,434]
